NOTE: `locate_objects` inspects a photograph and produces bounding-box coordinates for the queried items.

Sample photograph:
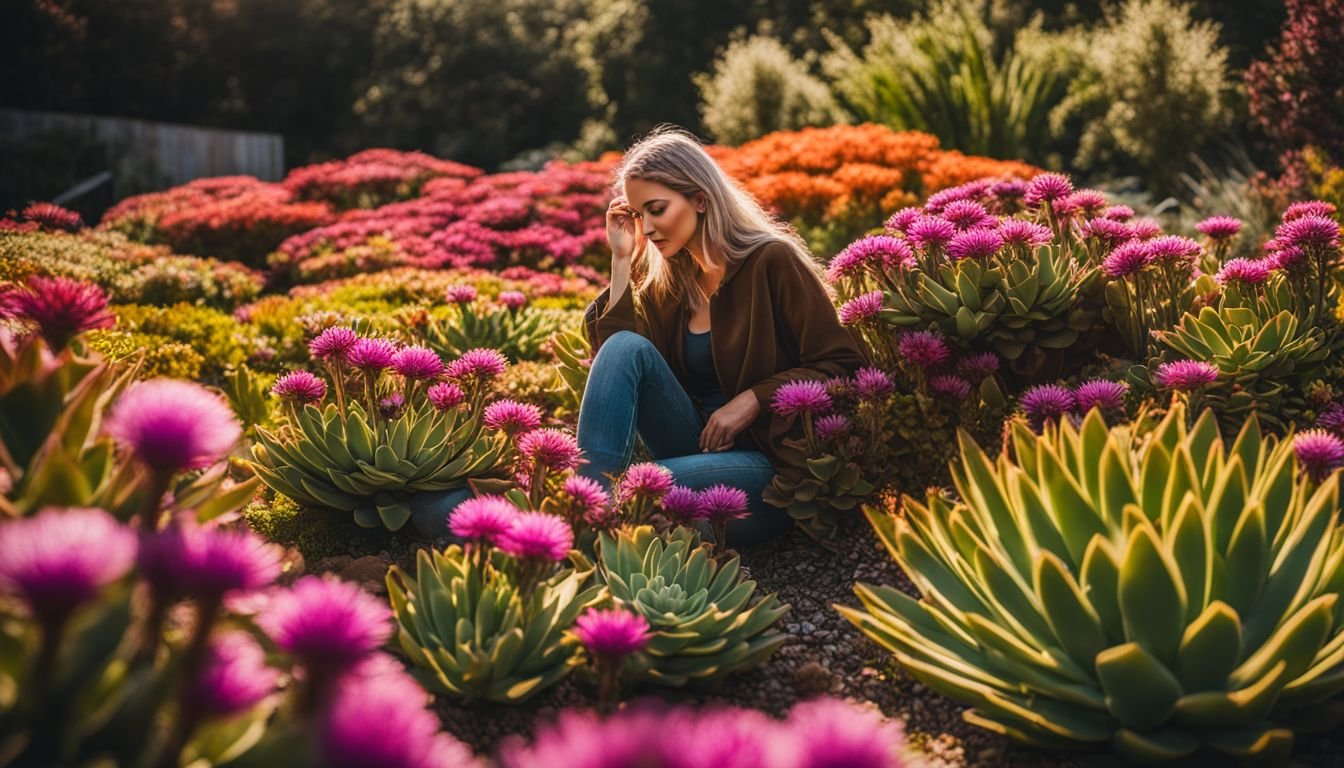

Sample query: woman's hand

[605,196,645,266]
[699,391,760,452]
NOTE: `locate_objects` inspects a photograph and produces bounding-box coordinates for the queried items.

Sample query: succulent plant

[249,399,510,530]
[423,304,572,364]
[386,544,603,703]
[840,404,1344,765]
[596,525,789,686]
[548,327,591,401]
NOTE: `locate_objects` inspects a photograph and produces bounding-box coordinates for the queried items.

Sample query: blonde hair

[615,125,821,310]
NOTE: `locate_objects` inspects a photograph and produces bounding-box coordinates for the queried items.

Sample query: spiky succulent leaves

[839,404,1344,763]
[549,328,592,399]
[595,526,789,686]
[386,545,603,703]
[425,305,568,364]
[249,398,510,531]
[763,436,874,546]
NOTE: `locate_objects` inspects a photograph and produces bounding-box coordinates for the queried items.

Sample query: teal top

[683,328,727,411]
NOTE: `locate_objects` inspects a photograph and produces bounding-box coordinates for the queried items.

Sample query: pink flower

[427,382,466,410]
[105,379,242,476]
[905,216,957,248]
[0,507,136,625]
[1102,241,1150,278]
[1154,360,1219,391]
[1060,189,1107,216]
[838,291,884,326]
[698,484,750,523]
[446,348,509,381]
[518,428,581,472]
[787,698,909,768]
[393,346,445,380]
[1103,205,1135,222]
[345,337,398,372]
[853,367,896,401]
[1283,201,1337,222]
[659,486,705,525]
[449,496,518,543]
[956,352,999,381]
[138,518,282,602]
[2,275,113,350]
[897,331,951,369]
[1024,173,1073,206]
[256,576,393,675]
[996,219,1053,248]
[1074,379,1128,414]
[573,608,650,658]
[827,236,913,282]
[1196,216,1243,241]
[618,462,675,501]
[186,631,280,719]
[929,374,972,400]
[498,290,528,310]
[771,380,834,417]
[1277,215,1341,250]
[20,202,83,231]
[1080,217,1133,248]
[815,414,852,442]
[378,393,406,420]
[940,200,994,231]
[1295,429,1344,483]
[1145,235,1202,265]
[483,400,544,435]
[446,284,479,304]
[272,370,327,404]
[1130,219,1163,239]
[1270,244,1307,270]
[1317,403,1344,437]
[1215,258,1272,285]
[1019,384,1074,425]
[309,327,359,362]
[561,476,613,526]
[991,179,1028,201]
[883,207,922,234]
[497,512,573,562]
[946,229,1003,261]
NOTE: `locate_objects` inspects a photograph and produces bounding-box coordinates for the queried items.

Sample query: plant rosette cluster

[842,403,1344,765]
[248,333,515,531]
[420,282,576,363]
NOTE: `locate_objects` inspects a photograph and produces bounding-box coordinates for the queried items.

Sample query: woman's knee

[593,331,657,368]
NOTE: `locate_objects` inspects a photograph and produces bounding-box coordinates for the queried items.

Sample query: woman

[575,126,868,545]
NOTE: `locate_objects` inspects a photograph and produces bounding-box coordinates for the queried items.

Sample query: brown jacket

[582,240,870,473]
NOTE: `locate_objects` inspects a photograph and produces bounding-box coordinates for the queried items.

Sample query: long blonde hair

[615,125,821,310]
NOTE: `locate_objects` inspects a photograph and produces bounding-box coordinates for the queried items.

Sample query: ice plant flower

[575,607,651,712]
[498,290,528,310]
[854,367,896,401]
[377,393,406,420]
[258,576,391,666]
[956,352,999,381]
[1024,173,1073,207]
[483,399,544,435]
[1019,384,1075,427]
[1103,205,1135,221]
[1277,214,1341,251]
[1074,379,1128,415]
[271,370,327,405]
[1130,219,1163,239]
[392,346,445,380]
[1317,403,1344,437]
[1101,241,1150,278]
[883,207,922,234]
[1061,189,1107,216]
[1145,235,1202,266]
[308,326,359,362]
[186,631,280,719]
[518,428,581,472]
[827,236,913,282]
[1080,217,1133,249]
[838,291,884,326]
[940,200,994,231]
[449,496,518,565]
[659,485,704,526]
[771,380,834,417]
[445,284,479,304]
[427,381,466,411]
[1196,216,1243,241]
[996,219,1053,248]
[345,337,398,373]
[20,202,83,231]
[2,275,114,350]
[788,698,909,768]
[946,228,1003,261]
[618,462,675,501]
[105,379,242,478]
[929,374,972,401]
[815,414,852,442]
[897,330,951,369]
[1215,258,1272,286]
[699,484,750,548]
[138,517,282,604]
[1154,360,1219,391]
[446,347,509,382]
[0,507,136,627]
[1295,429,1344,483]
[905,216,957,249]
[560,475,614,528]
[1283,201,1337,222]
[497,511,573,562]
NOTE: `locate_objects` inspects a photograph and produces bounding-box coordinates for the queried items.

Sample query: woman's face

[623,178,704,257]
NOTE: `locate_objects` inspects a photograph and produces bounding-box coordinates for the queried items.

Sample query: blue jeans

[410,331,791,545]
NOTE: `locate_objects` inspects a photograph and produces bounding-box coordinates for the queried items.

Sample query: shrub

[281,148,483,210]
[85,329,204,381]
[111,303,261,380]
[1245,0,1344,166]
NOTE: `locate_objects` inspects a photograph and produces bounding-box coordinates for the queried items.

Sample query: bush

[1245,0,1344,166]
[84,329,204,380]
[111,303,261,381]
[695,34,843,146]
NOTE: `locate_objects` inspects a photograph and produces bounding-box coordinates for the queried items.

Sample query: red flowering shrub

[1246,0,1344,165]
[281,148,483,210]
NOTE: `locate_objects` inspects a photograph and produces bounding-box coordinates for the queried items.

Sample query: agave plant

[423,304,571,364]
[386,544,603,703]
[840,404,1344,765]
[596,525,789,686]
[250,398,510,530]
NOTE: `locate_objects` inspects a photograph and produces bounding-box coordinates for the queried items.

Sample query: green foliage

[842,405,1344,763]
[84,330,204,381]
[596,525,789,686]
[421,304,575,364]
[695,34,843,146]
[387,544,602,703]
[112,303,259,381]
[243,492,392,565]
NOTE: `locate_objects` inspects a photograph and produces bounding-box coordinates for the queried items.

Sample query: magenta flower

[1295,429,1344,483]
[946,228,1003,261]
[138,518,282,602]
[256,576,393,674]
[498,705,666,768]
[446,284,479,304]
[814,414,852,442]
[1145,235,1202,265]
[698,484,750,523]
[618,462,675,501]
[345,337,398,372]
[771,380,834,417]
[929,374,972,400]
[272,370,327,404]
[827,236,913,282]
[483,400,544,435]
[1080,217,1133,248]
[1283,201,1337,222]
[956,352,999,381]
[883,207,922,234]
[0,507,136,625]
[853,367,896,401]
[1154,360,1219,391]
[1196,216,1243,241]
[788,698,908,768]
[1101,241,1150,278]
[309,327,359,362]
[2,275,113,350]
[904,216,957,248]
[560,476,613,526]
[897,330,951,369]
[1024,173,1073,206]
[1019,384,1075,426]
[996,219,1053,248]
[392,346,445,380]
[1074,379,1128,414]
[105,379,242,476]
[446,348,509,381]
[427,381,466,411]
[1318,403,1344,437]
[991,178,1028,200]
[377,393,406,420]
[498,290,528,310]
[1061,190,1107,216]
[660,486,705,525]
[573,608,651,658]
[1270,244,1307,270]
[1215,258,1272,285]
[1103,205,1135,221]
[838,291,884,326]
[449,495,518,544]
[21,202,83,231]
[186,631,280,719]
[1277,215,1341,250]
[940,200,994,231]
[1130,219,1163,239]
[518,428,582,472]
[924,185,976,213]
[497,512,573,562]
